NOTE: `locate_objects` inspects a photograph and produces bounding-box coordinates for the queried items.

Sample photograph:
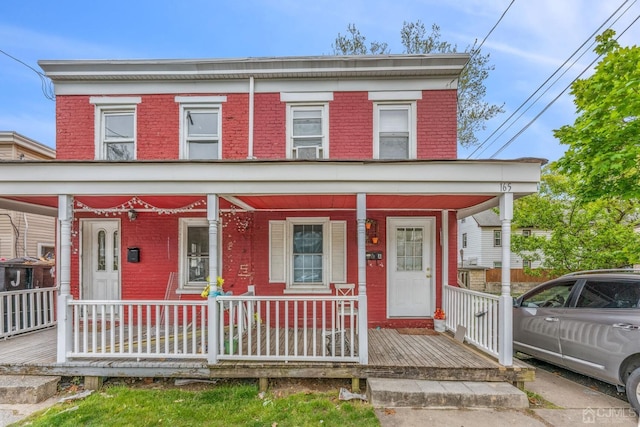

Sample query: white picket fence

[64,294,358,362]
[0,287,57,339]
[443,284,499,357]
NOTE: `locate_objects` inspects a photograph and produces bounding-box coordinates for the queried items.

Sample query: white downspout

[22,213,28,257]
[247,77,255,159]
[499,193,514,366]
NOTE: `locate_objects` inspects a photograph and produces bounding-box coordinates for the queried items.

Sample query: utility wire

[468,0,635,159]
[475,0,516,54]
[0,48,55,101]
[489,12,640,158]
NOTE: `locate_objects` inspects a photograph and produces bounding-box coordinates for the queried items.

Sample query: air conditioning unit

[293,146,322,159]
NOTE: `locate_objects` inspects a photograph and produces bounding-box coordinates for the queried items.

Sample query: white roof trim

[0,160,543,197]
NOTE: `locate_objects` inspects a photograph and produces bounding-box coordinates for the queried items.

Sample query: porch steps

[0,375,60,404]
[367,378,529,409]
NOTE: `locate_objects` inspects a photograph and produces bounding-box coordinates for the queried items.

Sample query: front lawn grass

[14,381,379,427]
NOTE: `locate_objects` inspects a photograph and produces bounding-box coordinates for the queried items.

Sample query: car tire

[625,368,640,415]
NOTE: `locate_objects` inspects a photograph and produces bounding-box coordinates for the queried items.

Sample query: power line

[489,12,640,158]
[476,0,516,54]
[0,48,55,101]
[469,0,635,159]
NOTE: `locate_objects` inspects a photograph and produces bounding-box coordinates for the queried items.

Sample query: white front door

[82,220,120,300]
[387,217,435,317]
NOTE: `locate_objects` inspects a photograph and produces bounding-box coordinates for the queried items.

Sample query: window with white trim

[462,233,467,248]
[269,218,346,292]
[522,229,532,237]
[91,97,141,160]
[287,104,328,159]
[179,218,210,289]
[176,96,226,160]
[493,230,502,247]
[183,107,221,159]
[374,103,416,159]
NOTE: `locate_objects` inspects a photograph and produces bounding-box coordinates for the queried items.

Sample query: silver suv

[513,269,640,413]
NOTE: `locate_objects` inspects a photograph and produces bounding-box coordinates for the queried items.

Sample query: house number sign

[500,183,512,192]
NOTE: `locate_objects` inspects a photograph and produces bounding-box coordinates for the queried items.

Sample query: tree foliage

[511,166,640,275]
[555,30,640,201]
[332,21,504,148]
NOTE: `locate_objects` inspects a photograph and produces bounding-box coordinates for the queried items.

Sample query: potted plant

[433,308,446,332]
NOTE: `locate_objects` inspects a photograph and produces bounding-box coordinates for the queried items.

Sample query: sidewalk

[375,368,638,426]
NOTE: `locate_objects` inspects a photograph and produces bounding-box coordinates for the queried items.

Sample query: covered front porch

[0,159,544,369]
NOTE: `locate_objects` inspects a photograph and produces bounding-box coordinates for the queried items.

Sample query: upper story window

[369,91,420,160]
[176,96,227,160]
[493,230,502,247]
[288,105,328,159]
[90,97,141,160]
[462,233,467,248]
[281,92,333,160]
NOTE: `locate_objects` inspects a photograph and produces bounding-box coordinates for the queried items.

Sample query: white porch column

[207,194,219,364]
[441,210,449,312]
[207,194,219,281]
[57,195,73,363]
[499,192,514,366]
[356,193,368,364]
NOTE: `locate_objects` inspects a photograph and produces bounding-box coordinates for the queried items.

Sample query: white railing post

[499,193,514,366]
[207,296,218,364]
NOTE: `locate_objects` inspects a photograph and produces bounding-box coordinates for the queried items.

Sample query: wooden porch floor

[0,327,534,384]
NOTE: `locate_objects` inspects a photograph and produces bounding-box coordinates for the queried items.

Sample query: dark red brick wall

[418,90,458,159]
[329,92,373,159]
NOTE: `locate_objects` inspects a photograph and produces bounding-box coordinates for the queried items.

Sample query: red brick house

[0,55,542,365]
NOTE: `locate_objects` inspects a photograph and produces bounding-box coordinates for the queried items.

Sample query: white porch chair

[335,283,358,334]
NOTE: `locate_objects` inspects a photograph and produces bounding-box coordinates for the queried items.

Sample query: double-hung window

[269,217,346,292]
[369,92,420,160]
[90,97,141,160]
[281,92,332,159]
[287,105,329,159]
[176,96,226,160]
[493,230,502,247]
[179,218,210,290]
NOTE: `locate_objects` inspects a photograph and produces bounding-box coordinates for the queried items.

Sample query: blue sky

[1,0,638,161]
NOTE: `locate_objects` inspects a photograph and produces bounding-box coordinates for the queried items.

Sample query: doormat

[397,328,438,335]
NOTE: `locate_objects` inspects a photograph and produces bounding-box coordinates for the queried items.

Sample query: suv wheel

[626,368,640,415]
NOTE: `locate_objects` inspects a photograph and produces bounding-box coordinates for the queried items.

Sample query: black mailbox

[127,247,140,263]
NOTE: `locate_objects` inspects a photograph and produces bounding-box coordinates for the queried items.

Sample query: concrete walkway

[375,369,638,426]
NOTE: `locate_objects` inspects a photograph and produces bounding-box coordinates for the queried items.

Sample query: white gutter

[248,77,255,159]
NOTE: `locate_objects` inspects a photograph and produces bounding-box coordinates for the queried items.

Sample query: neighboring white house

[0,131,56,260]
[458,210,546,269]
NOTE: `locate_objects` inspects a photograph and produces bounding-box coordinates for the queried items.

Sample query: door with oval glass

[387,217,435,317]
[82,219,121,300]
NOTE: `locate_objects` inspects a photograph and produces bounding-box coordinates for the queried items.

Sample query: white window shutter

[269,221,286,282]
[330,221,347,283]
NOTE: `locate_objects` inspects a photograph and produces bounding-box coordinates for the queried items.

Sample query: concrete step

[0,375,60,404]
[367,378,529,409]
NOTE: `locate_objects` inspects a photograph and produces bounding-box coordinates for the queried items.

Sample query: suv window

[576,280,640,309]
[520,280,576,308]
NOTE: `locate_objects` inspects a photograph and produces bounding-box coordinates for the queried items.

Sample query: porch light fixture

[127,209,138,221]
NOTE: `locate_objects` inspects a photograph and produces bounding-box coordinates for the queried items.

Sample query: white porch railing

[0,287,57,339]
[214,295,358,363]
[443,285,499,358]
[63,294,358,363]
[67,300,208,359]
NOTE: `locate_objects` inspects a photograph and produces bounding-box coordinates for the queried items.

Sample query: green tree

[555,30,640,201]
[511,166,640,275]
[332,21,504,148]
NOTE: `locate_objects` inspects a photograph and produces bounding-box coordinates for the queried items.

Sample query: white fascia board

[52,78,457,96]
[0,160,542,197]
